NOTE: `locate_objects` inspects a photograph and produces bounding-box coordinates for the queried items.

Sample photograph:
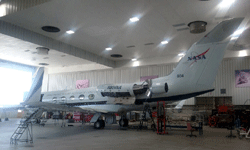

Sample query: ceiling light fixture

[132,58,137,61]
[230,37,238,41]
[105,47,112,51]
[133,61,140,67]
[130,17,139,22]
[66,30,75,34]
[219,0,235,8]
[161,40,169,45]
[178,53,185,57]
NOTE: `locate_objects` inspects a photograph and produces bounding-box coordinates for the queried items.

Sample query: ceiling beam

[0,20,115,68]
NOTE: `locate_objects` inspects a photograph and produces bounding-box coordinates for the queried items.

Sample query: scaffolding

[157,101,167,134]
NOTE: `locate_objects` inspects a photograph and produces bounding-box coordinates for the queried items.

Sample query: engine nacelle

[151,82,169,94]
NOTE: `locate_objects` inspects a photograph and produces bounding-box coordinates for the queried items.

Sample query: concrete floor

[0,119,249,150]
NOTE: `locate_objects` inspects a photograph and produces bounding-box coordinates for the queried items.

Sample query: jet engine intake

[151,82,168,94]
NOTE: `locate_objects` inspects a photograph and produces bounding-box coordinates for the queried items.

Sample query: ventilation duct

[188,21,207,34]
[36,47,49,55]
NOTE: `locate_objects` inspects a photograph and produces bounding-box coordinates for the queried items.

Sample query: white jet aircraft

[21,18,243,129]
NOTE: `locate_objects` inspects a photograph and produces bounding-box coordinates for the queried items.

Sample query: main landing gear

[94,119,105,129]
[119,118,128,127]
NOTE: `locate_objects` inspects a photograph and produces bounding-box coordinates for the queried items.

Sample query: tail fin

[23,67,44,104]
[169,18,244,93]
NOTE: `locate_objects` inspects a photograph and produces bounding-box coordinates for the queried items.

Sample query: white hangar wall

[46,57,250,105]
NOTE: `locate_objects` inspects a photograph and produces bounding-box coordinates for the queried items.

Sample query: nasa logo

[107,86,122,90]
[187,48,210,64]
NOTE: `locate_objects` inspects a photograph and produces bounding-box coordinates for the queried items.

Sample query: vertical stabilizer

[24,67,44,104]
[167,18,244,94]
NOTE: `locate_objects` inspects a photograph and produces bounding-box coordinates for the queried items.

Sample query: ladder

[10,108,44,145]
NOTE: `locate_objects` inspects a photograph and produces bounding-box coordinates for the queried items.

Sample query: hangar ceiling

[0,0,250,70]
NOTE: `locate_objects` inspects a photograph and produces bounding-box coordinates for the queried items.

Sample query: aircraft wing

[23,102,84,112]
[175,100,186,109]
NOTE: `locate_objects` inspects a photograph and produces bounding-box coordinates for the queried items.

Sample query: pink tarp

[76,80,89,89]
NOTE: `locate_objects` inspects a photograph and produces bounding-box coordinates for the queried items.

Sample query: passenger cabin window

[53,100,57,103]
[52,97,57,100]
[88,94,95,100]
[70,96,75,100]
[79,94,85,100]
[61,96,66,100]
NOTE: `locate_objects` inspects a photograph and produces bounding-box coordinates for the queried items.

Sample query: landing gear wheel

[94,120,105,129]
[100,120,105,128]
[119,119,128,127]
[94,120,101,129]
[151,124,156,130]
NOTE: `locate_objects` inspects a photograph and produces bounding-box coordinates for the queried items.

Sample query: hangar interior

[0,0,250,149]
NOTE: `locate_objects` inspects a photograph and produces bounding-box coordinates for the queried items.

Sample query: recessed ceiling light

[178,53,185,57]
[66,30,75,34]
[132,58,137,61]
[219,0,235,8]
[130,17,139,22]
[133,61,139,67]
[105,47,112,51]
[161,40,169,45]
[230,37,238,41]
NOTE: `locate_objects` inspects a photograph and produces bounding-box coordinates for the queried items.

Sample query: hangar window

[79,94,85,100]
[88,94,95,100]
[61,96,66,100]
[52,97,57,101]
[70,96,75,100]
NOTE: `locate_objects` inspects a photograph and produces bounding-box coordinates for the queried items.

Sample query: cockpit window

[79,94,85,100]
[70,96,75,100]
[88,94,95,100]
